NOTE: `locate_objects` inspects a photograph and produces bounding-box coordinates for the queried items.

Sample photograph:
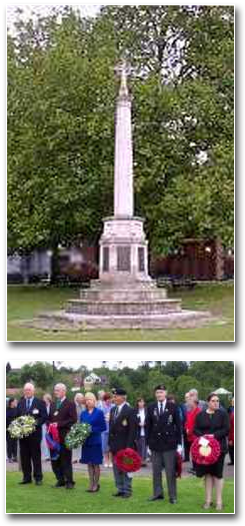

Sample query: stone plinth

[99,216,150,282]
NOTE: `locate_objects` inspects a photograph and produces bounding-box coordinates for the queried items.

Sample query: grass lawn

[6,472,234,514]
[7,282,234,342]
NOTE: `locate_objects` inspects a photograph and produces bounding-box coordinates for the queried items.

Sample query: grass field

[7,282,234,342]
[6,472,234,514]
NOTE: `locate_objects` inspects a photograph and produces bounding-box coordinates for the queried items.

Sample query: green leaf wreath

[8,416,36,439]
[65,422,92,450]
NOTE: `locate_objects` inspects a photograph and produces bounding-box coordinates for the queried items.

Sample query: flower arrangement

[175,451,182,478]
[114,448,142,473]
[191,435,221,465]
[65,422,91,450]
[8,416,36,439]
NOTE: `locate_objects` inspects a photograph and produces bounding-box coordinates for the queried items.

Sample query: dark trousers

[51,446,74,484]
[183,430,190,461]
[136,436,147,462]
[19,437,42,482]
[6,433,17,459]
[113,459,132,496]
[228,444,234,464]
[151,450,177,501]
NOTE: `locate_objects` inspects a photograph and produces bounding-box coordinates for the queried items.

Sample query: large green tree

[8,5,234,260]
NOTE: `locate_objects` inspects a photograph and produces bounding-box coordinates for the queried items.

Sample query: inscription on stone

[102,246,109,272]
[138,247,145,272]
[117,246,131,271]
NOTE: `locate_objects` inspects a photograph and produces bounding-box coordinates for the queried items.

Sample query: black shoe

[148,495,164,501]
[52,481,65,488]
[18,480,32,485]
[66,482,75,489]
[12,458,18,462]
[35,480,43,486]
[121,494,131,499]
[170,499,177,504]
[112,492,124,497]
[228,462,234,466]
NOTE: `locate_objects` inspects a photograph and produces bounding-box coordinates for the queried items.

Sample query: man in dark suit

[17,382,47,485]
[109,388,137,498]
[49,383,77,489]
[146,384,182,504]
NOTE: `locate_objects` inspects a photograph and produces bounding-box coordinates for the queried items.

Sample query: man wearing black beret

[146,385,182,504]
[109,388,137,498]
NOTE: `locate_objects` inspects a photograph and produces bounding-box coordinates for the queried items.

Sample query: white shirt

[138,408,146,436]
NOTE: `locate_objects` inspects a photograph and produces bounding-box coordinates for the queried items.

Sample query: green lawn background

[7,282,234,341]
[6,472,234,514]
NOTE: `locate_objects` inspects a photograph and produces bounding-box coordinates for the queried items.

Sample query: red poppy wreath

[114,448,142,472]
[191,435,221,465]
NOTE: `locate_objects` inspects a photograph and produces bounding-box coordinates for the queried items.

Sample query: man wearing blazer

[109,388,137,498]
[49,383,77,489]
[146,384,182,504]
[17,382,47,485]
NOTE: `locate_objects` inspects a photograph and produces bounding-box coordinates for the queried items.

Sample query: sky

[5,354,235,370]
[6,4,102,32]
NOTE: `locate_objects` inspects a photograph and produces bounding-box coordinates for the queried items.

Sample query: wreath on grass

[114,448,142,473]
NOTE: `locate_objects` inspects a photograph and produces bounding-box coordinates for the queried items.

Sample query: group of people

[6,382,234,510]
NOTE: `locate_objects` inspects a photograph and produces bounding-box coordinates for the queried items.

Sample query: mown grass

[6,472,234,514]
[7,282,234,342]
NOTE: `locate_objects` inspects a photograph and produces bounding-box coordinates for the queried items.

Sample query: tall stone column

[99,61,151,284]
[114,65,133,217]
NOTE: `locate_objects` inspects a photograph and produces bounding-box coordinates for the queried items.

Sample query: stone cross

[115,60,130,99]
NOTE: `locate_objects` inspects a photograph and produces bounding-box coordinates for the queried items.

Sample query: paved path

[6,456,234,479]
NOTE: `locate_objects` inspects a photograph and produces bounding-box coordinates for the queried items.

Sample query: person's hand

[228,440,233,445]
[177,444,183,454]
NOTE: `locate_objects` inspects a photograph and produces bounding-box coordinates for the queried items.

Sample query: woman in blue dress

[80,392,106,492]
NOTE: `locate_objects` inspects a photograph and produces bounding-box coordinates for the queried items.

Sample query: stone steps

[34,309,212,330]
[66,298,181,315]
[79,288,167,301]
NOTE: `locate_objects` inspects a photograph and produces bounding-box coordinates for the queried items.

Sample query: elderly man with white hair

[17,382,47,485]
[48,383,77,489]
[189,389,207,410]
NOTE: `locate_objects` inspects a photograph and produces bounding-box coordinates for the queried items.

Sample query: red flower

[114,448,142,473]
[175,451,182,478]
[48,423,60,443]
[191,435,221,465]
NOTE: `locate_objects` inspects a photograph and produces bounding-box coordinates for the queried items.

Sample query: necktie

[26,399,31,411]
[56,400,62,410]
[160,402,164,416]
[114,407,118,420]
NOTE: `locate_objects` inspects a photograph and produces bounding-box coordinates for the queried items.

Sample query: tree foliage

[7,6,234,257]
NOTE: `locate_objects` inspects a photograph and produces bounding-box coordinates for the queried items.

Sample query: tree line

[8,5,234,269]
[6,361,234,406]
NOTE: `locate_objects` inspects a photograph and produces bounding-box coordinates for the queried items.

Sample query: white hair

[54,383,67,392]
[24,382,35,391]
[189,389,198,395]
[74,393,84,402]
